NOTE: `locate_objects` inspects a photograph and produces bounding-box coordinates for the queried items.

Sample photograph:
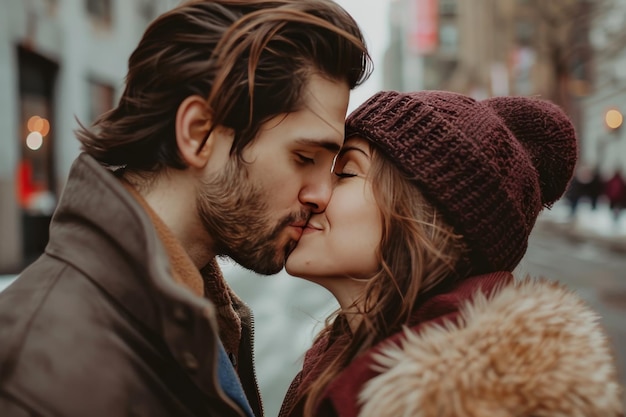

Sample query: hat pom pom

[483,97,578,207]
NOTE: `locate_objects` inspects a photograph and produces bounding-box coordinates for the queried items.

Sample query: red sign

[410,0,439,55]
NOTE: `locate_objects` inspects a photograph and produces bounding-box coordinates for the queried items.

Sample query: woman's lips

[289,225,305,239]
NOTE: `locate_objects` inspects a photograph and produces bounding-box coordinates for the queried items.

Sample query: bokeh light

[605,109,623,130]
[26,131,43,150]
[26,115,51,136]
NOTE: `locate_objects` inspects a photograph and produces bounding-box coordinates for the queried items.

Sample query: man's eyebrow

[295,138,342,153]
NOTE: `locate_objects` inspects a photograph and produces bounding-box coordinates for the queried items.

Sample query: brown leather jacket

[0,154,263,417]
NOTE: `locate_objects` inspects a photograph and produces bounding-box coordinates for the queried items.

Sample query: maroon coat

[280,273,623,417]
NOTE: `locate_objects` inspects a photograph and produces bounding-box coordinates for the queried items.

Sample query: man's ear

[175,95,215,169]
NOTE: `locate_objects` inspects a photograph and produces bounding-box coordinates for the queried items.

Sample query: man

[0,1,371,416]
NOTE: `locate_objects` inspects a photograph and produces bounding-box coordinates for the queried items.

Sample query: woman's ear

[175,95,215,169]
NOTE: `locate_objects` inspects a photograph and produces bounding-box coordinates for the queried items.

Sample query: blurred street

[2,0,626,415]
[526,221,626,383]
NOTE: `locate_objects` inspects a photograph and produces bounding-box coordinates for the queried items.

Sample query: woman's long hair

[302,144,469,417]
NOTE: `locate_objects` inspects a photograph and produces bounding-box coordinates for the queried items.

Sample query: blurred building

[579,0,626,176]
[0,0,175,273]
[449,0,593,113]
[386,0,626,183]
[383,0,626,192]
[384,0,594,132]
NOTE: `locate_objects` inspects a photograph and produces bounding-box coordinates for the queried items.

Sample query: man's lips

[289,222,307,239]
[290,221,307,228]
[302,223,323,234]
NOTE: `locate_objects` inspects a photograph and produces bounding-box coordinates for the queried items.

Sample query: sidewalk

[536,200,626,253]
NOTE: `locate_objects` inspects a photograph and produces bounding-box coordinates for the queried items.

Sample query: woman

[279,91,624,417]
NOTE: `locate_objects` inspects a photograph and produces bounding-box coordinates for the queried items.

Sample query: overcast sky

[336,0,392,111]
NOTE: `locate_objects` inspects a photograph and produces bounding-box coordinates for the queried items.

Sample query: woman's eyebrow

[338,145,370,158]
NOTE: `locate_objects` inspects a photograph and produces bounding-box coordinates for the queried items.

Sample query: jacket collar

[47,153,174,332]
[120,179,205,297]
[408,270,513,327]
[44,154,245,403]
[120,180,242,355]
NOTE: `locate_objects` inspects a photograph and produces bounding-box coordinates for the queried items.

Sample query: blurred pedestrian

[605,169,626,222]
[566,164,603,217]
[588,166,604,210]
[565,166,586,217]
[280,91,623,417]
[0,1,371,416]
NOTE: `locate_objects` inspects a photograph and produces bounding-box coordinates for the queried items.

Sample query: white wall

[0,1,22,271]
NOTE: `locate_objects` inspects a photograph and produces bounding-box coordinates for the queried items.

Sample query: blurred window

[136,0,158,25]
[18,48,58,210]
[44,0,59,15]
[17,47,58,264]
[86,0,112,26]
[439,22,458,55]
[88,80,115,123]
[516,20,534,44]
[439,0,457,16]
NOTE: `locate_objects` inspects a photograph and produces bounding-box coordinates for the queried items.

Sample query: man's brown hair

[76,0,371,172]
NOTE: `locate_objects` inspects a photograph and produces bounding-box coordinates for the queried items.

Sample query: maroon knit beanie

[345,90,578,273]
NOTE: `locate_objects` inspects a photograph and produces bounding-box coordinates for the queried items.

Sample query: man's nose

[299,174,333,214]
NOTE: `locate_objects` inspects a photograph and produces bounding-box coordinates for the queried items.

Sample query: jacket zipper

[248,310,265,417]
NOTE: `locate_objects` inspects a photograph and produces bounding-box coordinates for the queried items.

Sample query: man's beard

[196,160,308,275]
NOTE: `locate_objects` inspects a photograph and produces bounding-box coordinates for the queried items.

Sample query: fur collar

[358,278,624,417]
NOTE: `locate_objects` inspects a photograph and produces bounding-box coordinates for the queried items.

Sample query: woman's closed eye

[334,171,358,179]
[333,158,362,178]
[333,144,370,178]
